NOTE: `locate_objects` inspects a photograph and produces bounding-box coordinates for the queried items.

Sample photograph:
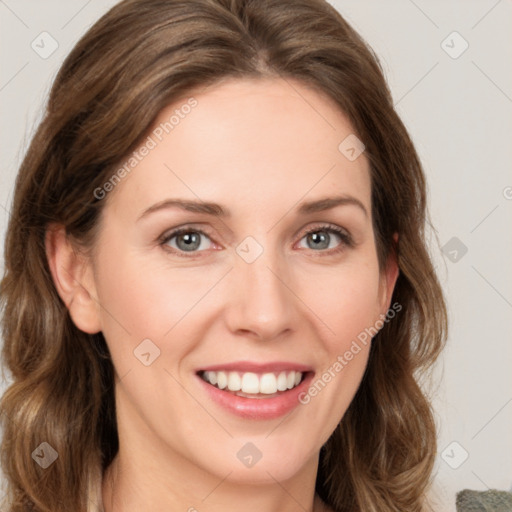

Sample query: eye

[159,223,353,258]
[297,224,353,255]
[160,227,214,255]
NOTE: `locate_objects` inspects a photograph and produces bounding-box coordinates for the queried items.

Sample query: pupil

[310,232,328,249]
[180,233,199,250]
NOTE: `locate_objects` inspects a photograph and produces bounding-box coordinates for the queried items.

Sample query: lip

[195,362,315,420]
[197,360,314,374]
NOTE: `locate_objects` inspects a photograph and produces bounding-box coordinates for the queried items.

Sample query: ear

[45,224,102,334]
[377,232,400,316]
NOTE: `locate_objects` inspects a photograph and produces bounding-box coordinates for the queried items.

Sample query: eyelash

[158,223,353,258]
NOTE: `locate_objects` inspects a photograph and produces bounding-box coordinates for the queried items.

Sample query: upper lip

[197,361,314,374]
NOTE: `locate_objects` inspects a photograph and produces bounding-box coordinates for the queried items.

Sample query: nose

[224,238,299,342]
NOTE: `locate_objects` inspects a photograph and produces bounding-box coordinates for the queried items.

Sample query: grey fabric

[456,489,512,511]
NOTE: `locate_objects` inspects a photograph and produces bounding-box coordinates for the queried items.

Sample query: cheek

[92,248,192,377]
[295,259,379,410]
[296,264,379,429]
[301,260,381,350]
[94,248,198,337]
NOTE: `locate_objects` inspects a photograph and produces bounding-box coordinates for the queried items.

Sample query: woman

[0,0,447,511]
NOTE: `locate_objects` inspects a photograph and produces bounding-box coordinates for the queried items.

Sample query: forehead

[104,76,371,221]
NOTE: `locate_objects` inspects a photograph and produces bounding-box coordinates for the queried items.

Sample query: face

[84,77,397,484]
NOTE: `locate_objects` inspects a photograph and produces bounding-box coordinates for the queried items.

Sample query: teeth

[227,372,241,391]
[241,372,260,394]
[286,371,295,389]
[276,372,288,391]
[217,371,227,390]
[259,373,277,394]
[201,370,304,395]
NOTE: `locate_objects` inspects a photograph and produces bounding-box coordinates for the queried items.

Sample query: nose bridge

[228,233,295,339]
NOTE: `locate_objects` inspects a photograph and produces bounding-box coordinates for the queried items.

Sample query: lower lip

[196,372,315,420]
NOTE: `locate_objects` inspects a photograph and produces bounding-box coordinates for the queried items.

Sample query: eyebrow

[137,194,368,221]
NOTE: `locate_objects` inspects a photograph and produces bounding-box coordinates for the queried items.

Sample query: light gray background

[1,1,511,510]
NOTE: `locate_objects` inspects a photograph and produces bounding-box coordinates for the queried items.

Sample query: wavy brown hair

[0,0,448,510]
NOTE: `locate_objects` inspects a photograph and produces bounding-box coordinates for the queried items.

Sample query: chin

[190,434,320,485]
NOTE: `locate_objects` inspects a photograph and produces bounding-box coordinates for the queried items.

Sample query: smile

[199,370,304,397]
[195,362,315,419]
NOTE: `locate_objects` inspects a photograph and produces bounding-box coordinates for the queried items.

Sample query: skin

[46,76,399,512]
